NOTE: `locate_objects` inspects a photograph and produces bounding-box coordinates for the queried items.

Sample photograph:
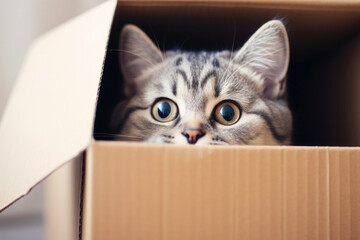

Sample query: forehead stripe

[172,80,177,96]
[201,70,217,89]
[212,58,220,68]
[214,80,221,98]
[176,69,191,89]
[175,57,183,66]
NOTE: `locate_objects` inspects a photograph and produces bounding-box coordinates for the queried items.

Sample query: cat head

[111,20,292,145]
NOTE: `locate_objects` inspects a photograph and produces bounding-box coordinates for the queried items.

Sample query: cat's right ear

[233,20,289,99]
[119,24,163,96]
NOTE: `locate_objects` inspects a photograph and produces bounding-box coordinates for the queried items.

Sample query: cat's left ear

[234,20,289,99]
[119,24,163,96]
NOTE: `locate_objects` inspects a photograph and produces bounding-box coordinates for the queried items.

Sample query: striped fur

[110,20,292,145]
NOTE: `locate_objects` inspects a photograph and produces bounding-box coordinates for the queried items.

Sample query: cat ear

[119,24,163,96]
[234,20,289,99]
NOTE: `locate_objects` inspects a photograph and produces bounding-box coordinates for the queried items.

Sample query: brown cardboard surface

[83,142,360,240]
[329,149,360,239]
[0,0,117,211]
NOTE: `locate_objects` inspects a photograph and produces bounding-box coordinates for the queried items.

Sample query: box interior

[94,1,360,146]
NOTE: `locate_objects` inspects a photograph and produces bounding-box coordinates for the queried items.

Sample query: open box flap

[0,0,117,211]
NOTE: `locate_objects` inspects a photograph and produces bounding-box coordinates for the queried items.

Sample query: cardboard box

[0,0,359,239]
[83,143,360,240]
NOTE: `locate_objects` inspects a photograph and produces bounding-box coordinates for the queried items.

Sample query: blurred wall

[0,0,105,239]
[0,0,106,119]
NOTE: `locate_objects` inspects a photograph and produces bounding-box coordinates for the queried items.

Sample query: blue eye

[152,98,178,122]
[214,101,241,125]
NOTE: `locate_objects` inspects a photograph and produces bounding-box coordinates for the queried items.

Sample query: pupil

[158,102,171,118]
[220,105,235,122]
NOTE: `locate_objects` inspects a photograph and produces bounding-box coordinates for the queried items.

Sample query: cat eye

[213,101,241,125]
[151,98,178,122]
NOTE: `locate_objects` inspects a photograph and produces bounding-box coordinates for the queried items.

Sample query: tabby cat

[110,20,292,145]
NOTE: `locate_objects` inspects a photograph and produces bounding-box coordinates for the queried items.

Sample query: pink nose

[182,128,205,144]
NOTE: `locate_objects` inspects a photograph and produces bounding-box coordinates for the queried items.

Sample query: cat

[110,20,292,145]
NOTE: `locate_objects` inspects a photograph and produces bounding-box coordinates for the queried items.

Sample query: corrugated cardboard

[83,142,360,240]
[0,0,359,240]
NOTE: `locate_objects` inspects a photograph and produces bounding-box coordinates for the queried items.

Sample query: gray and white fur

[110,20,292,145]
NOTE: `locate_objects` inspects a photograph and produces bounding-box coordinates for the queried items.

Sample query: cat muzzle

[181,128,205,144]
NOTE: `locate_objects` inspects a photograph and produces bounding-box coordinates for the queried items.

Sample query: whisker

[219,26,237,85]
[150,29,165,63]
